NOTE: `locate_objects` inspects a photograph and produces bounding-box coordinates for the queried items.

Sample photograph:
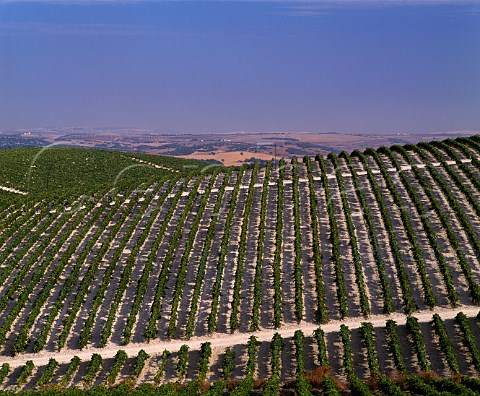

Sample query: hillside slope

[0,147,211,209]
[0,136,480,392]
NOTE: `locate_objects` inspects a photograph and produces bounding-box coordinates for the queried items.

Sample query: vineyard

[1,135,480,393]
[0,147,205,210]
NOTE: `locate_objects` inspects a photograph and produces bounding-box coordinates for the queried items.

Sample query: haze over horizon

[1,0,479,135]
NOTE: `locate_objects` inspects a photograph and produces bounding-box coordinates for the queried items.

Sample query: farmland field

[1,136,480,394]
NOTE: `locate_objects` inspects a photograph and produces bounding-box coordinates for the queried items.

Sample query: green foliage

[392,144,480,304]
[133,350,150,378]
[316,154,348,318]
[293,329,312,396]
[339,151,394,314]
[251,162,272,330]
[406,316,431,372]
[291,158,304,320]
[407,144,480,277]
[79,188,162,349]
[198,342,212,380]
[5,367,480,396]
[460,375,480,393]
[0,363,9,385]
[352,149,417,314]
[145,175,204,340]
[36,358,59,387]
[329,153,370,315]
[431,313,459,374]
[272,160,285,327]
[294,330,306,376]
[207,166,247,333]
[230,164,259,330]
[340,324,354,378]
[83,354,103,388]
[153,350,170,384]
[230,376,254,396]
[367,147,436,308]
[167,172,220,338]
[262,376,280,396]
[57,194,144,349]
[454,137,480,191]
[0,205,91,348]
[60,356,81,387]
[270,333,284,379]
[102,180,180,346]
[424,376,477,396]
[4,136,480,393]
[348,375,373,395]
[0,147,208,209]
[32,195,117,352]
[314,328,329,367]
[456,312,480,371]
[203,380,226,396]
[245,336,259,378]
[106,350,127,385]
[178,379,200,395]
[380,146,459,307]
[122,177,182,343]
[385,320,407,373]
[184,169,232,338]
[405,376,443,395]
[222,348,235,380]
[360,322,380,377]
[303,156,328,322]
[322,376,340,396]
[16,360,34,387]
[295,375,312,396]
[421,141,480,218]
[177,345,189,380]
[377,376,407,396]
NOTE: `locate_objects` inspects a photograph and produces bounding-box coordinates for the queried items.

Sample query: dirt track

[0,186,28,195]
[3,304,479,369]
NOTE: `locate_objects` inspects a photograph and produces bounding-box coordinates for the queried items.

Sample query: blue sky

[0,0,479,134]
